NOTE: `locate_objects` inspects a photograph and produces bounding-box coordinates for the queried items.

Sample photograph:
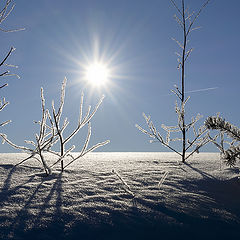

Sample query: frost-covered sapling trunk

[205,115,240,167]
[49,77,110,171]
[136,0,211,162]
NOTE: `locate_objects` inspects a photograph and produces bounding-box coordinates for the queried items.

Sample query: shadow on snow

[0,162,240,240]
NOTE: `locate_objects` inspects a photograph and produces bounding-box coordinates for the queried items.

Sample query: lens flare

[85,62,110,86]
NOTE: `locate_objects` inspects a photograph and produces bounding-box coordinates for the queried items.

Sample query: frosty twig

[0,0,25,33]
[158,171,169,189]
[112,169,135,197]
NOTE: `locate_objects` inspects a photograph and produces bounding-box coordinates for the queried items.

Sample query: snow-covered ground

[0,152,240,240]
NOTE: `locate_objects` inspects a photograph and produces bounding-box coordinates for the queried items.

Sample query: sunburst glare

[84,62,110,87]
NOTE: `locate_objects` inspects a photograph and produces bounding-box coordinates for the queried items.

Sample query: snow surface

[0,152,240,240]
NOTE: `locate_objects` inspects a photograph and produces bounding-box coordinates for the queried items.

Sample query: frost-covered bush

[47,78,110,171]
[205,115,240,167]
[1,78,110,175]
[136,0,210,162]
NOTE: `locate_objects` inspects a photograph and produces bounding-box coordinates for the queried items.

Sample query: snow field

[0,152,240,240]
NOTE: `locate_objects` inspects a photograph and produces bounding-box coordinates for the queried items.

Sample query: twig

[112,169,135,198]
[158,171,169,189]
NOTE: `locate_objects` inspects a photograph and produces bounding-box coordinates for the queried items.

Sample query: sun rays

[84,62,110,87]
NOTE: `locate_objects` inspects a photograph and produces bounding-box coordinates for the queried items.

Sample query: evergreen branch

[205,116,240,142]
[223,145,240,167]
[206,115,240,167]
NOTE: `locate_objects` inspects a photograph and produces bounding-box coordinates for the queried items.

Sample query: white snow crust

[0,152,240,240]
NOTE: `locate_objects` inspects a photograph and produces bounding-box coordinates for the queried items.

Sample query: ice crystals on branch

[0,47,19,81]
[0,78,109,175]
[0,0,25,33]
[0,0,24,132]
[0,97,11,127]
[48,77,109,171]
[0,87,53,175]
[136,91,210,161]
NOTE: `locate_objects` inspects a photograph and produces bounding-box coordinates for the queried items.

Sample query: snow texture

[0,152,240,240]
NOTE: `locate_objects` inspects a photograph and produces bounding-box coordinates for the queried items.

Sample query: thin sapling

[136,0,211,162]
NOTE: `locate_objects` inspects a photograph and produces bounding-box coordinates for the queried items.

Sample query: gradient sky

[1,0,240,153]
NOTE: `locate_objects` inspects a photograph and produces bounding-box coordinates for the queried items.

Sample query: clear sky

[1,0,240,153]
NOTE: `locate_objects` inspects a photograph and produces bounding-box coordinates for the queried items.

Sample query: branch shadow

[177,176,240,216]
[184,162,217,179]
[0,165,35,208]
[0,164,64,240]
[1,162,240,240]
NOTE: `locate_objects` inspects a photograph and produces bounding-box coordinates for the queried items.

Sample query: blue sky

[1,0,240,153]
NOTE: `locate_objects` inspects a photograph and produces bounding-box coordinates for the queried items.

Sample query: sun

[85,62,110,87]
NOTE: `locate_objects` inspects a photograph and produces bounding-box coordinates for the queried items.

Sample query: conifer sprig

[205,115,240,167]
[205,116,240,142]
